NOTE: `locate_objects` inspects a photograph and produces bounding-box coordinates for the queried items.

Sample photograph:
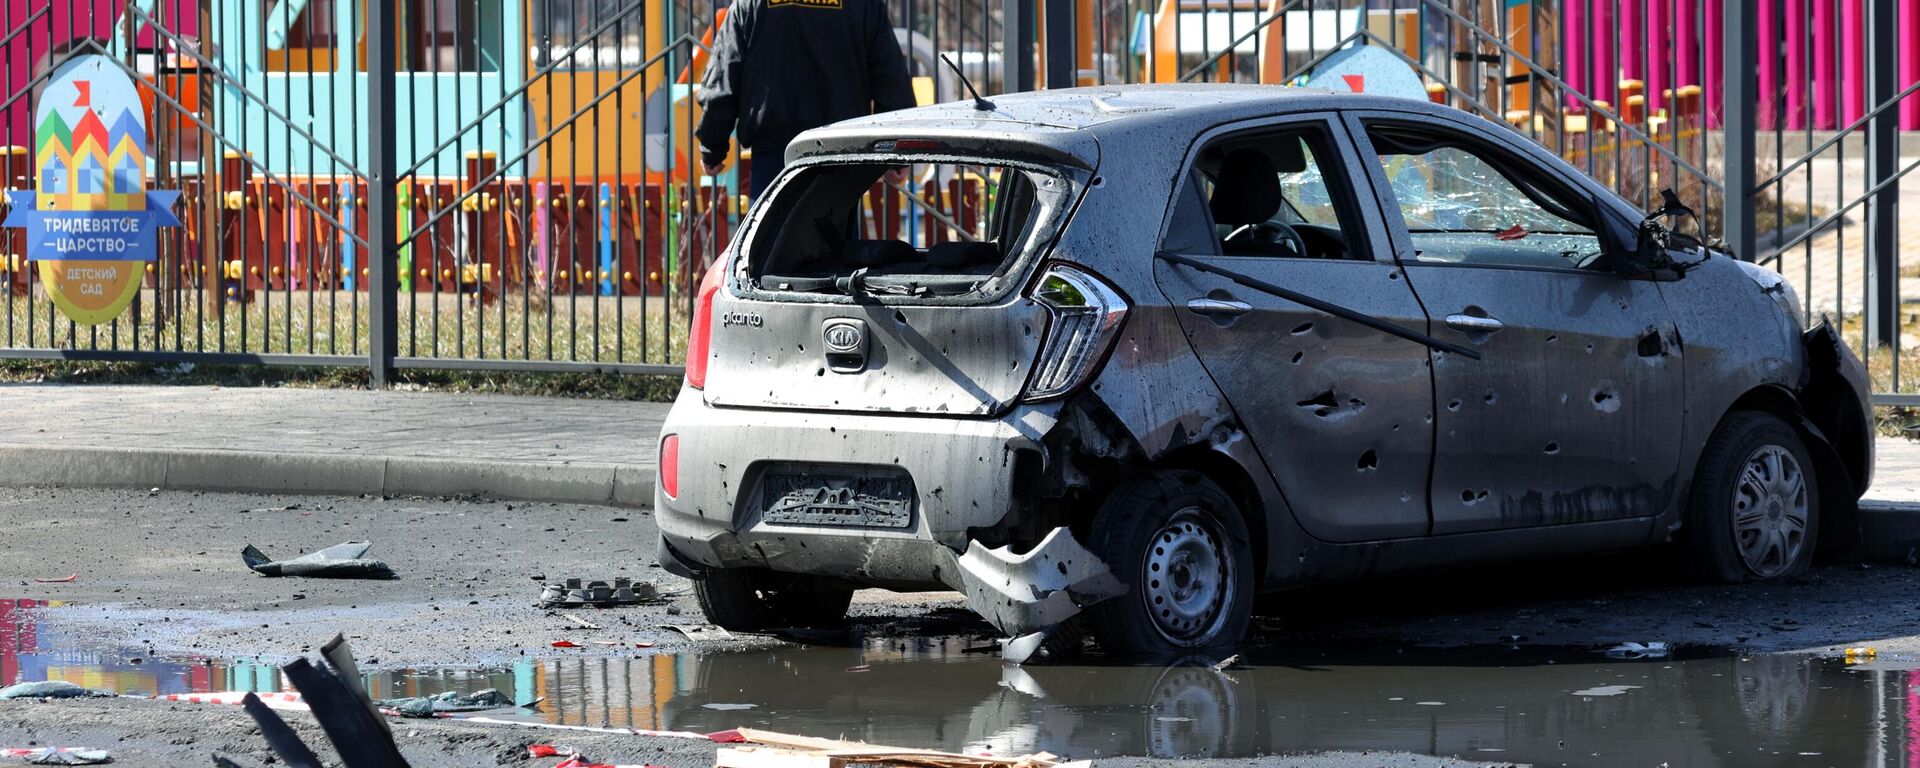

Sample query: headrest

[1209,149,1282,226]
[1272,137,1309,173]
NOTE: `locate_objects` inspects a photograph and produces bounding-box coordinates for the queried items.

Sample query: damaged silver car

[654,84,1874,656]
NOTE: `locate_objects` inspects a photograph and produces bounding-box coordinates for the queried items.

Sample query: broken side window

[1187,127,1367,261]
[1365,125,1605,271]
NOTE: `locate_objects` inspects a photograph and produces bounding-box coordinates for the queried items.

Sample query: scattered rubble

[376,689,531,718]
[0,682,109,700]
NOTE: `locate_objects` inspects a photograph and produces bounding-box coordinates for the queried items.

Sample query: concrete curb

[0,444,651,507]
[1858,501,1920,563]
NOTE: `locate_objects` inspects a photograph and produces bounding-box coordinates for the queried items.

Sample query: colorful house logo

[3,56,178,326]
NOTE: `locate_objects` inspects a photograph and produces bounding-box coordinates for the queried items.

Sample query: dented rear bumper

[655,391,1126,640]
[655,391,1061,586]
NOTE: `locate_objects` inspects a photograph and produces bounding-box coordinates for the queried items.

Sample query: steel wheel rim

[1143,507,1233,645]
[1731,444,1810,578]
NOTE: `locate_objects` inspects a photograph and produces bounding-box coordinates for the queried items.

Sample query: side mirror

[1630,188,1708,278]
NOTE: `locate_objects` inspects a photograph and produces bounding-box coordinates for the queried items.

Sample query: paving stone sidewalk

[0,384,668,506]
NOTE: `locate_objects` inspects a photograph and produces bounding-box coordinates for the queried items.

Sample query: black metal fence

[2,0,1917,401]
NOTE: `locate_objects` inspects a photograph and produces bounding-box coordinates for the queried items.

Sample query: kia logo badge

[823,320,865,353]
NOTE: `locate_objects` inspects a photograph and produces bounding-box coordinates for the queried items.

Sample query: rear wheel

[1085,470,1255,654]
[694,568,854,631]
[1687,411,1820,582]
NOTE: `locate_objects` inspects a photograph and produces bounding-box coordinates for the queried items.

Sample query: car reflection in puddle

[4,599,1915,765]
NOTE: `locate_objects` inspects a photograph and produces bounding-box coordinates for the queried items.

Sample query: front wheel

[1085,470,1255,654]
[1686,411,1820,582]
[694,568,854,631]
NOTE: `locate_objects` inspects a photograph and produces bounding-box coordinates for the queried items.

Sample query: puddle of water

[7,599,1920,765]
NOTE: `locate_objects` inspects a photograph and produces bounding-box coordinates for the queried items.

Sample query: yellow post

[1257,0,1286,84]
[646,0,668,90]
[1152,0,1179,83]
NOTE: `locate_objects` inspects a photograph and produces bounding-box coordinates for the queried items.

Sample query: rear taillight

[1023,264,1129,400]
[659,434,680,499]
[684,261,726,389]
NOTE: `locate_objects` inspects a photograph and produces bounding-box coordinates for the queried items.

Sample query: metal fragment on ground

[665,624,732,641]
[241,542,395,579]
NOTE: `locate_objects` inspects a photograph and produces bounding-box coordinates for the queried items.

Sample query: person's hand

[704,158,727,176]
[885,166,909,185]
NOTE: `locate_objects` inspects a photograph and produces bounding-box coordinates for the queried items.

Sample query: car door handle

[1187,298,1254,317]
[1445,313,1505,333]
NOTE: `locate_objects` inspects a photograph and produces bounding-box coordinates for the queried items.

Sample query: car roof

[799,84,1456,166]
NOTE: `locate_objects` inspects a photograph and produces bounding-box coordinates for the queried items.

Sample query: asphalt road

[1,487,1916,766]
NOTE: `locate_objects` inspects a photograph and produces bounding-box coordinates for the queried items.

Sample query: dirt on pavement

[2,487,1917,766]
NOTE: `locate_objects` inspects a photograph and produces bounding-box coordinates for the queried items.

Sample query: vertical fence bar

[1724,0,1757,261]
[1006,0,1036,91]
[1866,0,1899,346]
[368,0,399,385]
[1045,0,1075,87]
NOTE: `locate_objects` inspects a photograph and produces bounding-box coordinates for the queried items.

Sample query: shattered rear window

[745,162,1072,299]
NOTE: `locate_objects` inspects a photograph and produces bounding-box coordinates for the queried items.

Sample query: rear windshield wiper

[1156,252,1483,361]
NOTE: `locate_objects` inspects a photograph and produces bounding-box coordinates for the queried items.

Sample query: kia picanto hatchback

[654,84,1873,658]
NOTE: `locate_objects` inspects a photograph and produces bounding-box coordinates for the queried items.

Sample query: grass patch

[0,358,682,401]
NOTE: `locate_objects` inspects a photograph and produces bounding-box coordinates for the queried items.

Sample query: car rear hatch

[701,130,1098,417]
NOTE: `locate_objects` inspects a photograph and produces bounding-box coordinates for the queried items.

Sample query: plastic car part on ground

[241,542,395,579]
[0,681,110,700]
[537,578,658,608]
[2,748,112,765]
[375,688,536,718]
[950,527,1124,663]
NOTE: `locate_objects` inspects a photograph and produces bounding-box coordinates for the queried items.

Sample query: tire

[694,568,855,631]
[1085,469,1255,654]
[1686,411,1821,583]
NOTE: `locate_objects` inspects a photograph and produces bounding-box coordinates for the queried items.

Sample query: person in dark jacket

[695,0,917,197]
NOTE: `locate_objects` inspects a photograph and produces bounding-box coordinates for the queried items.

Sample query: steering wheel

[1225,221,1309,258]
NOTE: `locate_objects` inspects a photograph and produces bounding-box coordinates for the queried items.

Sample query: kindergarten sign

[3,55,178,325]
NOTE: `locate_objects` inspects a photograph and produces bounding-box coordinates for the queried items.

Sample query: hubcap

[1143,507,1233,645]
[1731,444,1810,578]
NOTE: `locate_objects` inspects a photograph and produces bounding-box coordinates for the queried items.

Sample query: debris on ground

[527,744,576,758]
[952,528,1123,663]
[560,612,603,630]
[665,624,732,641]
[376,688,533,717]
[538,578,658,608]
[1,747,112,765]
[714,728,1084,768]
[30,574,76,584]
[0,681,110,700]
[1603,642,1670,660]
[551,640,583,648]
[218,634,408,768]
[241,542,396,579]
[1209,654,1241,672]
